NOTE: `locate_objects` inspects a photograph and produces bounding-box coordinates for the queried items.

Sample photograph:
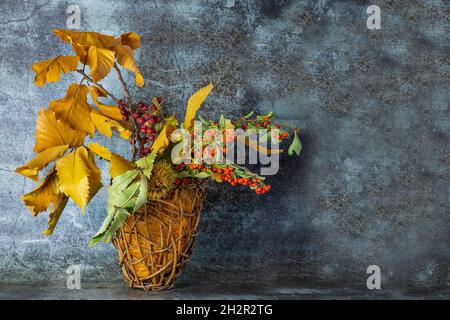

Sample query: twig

[113,63,143,160]
[76,69,120,103]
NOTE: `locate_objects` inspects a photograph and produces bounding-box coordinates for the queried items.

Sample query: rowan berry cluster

[118,98,163,156]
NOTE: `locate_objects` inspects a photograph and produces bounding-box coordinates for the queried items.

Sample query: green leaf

[103,209,129,243]
[193,172,211,179]
[134,173,148,212]
[89,170,139,247]
[109,169,139,194]
[198,115,209,125]
[109,181,140,209]
[243,111,254,119]
[135,152,156,178]
[288,131,302,156]
[219,114,225,128]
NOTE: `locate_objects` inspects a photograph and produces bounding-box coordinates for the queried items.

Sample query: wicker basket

[112,181,205,291]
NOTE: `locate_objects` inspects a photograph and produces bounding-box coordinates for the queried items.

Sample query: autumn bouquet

[16,30,302,290]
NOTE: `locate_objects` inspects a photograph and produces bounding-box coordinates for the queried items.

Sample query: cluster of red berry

[174,177,192,186]
[118,98,163,156]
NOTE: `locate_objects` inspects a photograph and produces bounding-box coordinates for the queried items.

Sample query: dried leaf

[184,83,213,129]
[86,46,115,83]
[16,145,69,181]
[120,32,140,49]
[53,29,117,47]
[151,115,178,154]
[89,86,124,122]
[110,153,135,178]
[53,29,117,61]
[49,83,94,136]
[34,109,85,153]
[32,56,79,87]
[87,142,112,161]
[113,45,144,87]
[212,172,223,182]
[90,110,131,139]
[55,146,101,212]
[42,195,68,236]
[21,167,61,216]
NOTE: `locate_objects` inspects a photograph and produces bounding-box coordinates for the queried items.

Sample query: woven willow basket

[112,181,205,291]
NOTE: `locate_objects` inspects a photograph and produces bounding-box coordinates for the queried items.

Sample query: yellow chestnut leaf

[152,115,178,154]
[86,150,103,202]
[110,153,135,178]
[86,46,115,83]
[89,86,124,122]
[90,110,132,140]
[53,29,117,47]
[42,195,68,236]
[120,32,140,49]
[16,145,69,181]
[56,146,102,212]
[49,83,95,136]
[21,167,62,216]
[34,109,85,153]
[212,172,223,183]
[185,83,213,129]
[32,56,79,87]
[87,142,112,161]
[113,45,144,87]
[53,29,117,60]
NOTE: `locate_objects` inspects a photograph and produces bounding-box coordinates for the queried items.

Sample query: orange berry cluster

[219,167,271,195]
[174,162,271,194]
[240,117,289,142]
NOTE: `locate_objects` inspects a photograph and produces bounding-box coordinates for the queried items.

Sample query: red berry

[120,109,128,115]
[143,114,151,120]
[147,118,155,125]
[132,112,139,118]
[137,117,145,125]
[140,125,147,133]
[156,97,162,104]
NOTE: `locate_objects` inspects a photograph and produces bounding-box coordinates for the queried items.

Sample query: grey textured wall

[0,0,449,292]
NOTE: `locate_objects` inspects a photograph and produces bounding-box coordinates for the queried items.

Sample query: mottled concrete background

[0,0,449,296]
